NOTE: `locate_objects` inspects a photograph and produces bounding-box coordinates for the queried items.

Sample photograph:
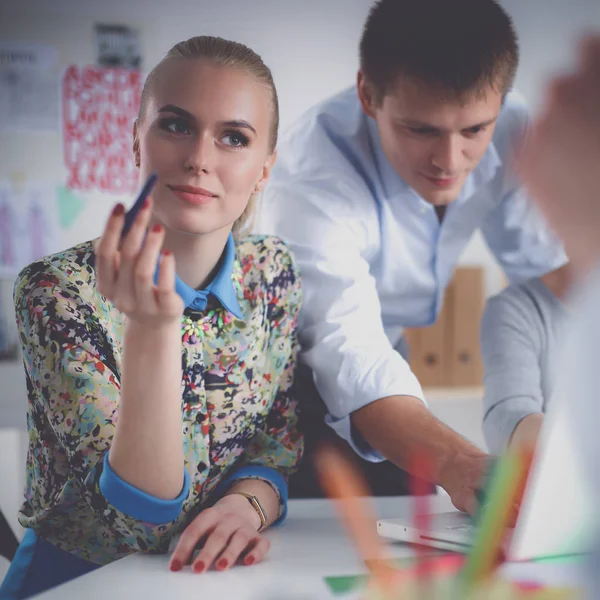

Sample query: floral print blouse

[12,234,303,566]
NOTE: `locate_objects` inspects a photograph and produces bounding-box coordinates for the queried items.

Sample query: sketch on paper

[0,180,62,279]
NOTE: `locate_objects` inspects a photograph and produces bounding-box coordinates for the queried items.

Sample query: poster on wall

[62,65,142,195]
[0,41,60,132]
[0,180,62,279]
[95,24,142,70]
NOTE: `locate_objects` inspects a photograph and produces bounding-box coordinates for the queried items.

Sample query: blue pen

[121,173,158,239]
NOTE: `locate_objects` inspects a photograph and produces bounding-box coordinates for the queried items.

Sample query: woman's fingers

[192,521,236,573]
[213,528,257,571]
[240,536,270,567]
[155,250,183,315]
[113,196,152,312]
[96,203,126,298]
[132,223,165,314]
[169,510,219,571]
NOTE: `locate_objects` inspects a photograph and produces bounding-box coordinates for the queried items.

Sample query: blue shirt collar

[164,233,243,318]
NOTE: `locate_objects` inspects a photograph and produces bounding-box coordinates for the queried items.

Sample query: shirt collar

[159,233,243,318]
[366,114,503,202]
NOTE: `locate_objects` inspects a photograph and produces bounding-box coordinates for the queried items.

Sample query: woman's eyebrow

[218,120,257,135]
[157,104,194,119]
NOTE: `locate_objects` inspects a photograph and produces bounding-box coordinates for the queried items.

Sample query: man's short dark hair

[359,0,519,104]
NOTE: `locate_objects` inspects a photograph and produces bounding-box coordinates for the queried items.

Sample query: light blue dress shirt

[259,86,567,460]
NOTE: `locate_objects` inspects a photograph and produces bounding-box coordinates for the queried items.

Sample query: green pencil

[460,449,528,595]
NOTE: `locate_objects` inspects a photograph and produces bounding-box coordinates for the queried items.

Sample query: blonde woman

[1,36,302,599]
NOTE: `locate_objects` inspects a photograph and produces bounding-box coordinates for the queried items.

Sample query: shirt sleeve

[259,170,425,462]
[13,261,188,552]
[217,239,304,523]
[481,185,568,285]
[481,289,545,454]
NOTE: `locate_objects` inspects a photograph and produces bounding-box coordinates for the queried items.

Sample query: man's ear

[357,70,377,119]
[133,120,141,168]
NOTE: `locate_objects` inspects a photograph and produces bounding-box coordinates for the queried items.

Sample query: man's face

[359,74,504,205]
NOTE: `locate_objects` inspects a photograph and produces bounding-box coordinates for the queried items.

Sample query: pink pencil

[411,452,434,596]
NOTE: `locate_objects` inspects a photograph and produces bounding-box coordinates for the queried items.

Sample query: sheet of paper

[62,65,142,195]
[0,180,62,278]
[0,41,60,131]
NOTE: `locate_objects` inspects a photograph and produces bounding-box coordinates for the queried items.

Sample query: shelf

[423,386,483,401]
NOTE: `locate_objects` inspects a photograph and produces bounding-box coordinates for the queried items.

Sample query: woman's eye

[222,132,249,147]
[159,117,191,135]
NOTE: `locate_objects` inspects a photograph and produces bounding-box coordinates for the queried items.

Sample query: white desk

[35,496,585,599]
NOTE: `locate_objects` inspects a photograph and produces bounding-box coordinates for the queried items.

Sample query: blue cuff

[215,465,289,525]
[100,453,189,525]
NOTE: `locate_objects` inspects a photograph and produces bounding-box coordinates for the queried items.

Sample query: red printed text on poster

[63,66,141,194]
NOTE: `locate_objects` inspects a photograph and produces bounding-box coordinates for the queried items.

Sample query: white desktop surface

[35,496,584,599]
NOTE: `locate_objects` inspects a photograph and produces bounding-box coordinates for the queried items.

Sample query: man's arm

[260,169,488,513]
[351,395,487,514]
[259,169,424,460]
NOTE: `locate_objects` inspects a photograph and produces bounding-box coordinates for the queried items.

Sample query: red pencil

[411,451,434,597]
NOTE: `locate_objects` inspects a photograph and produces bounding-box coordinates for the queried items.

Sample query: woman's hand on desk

[96,198,184,327]
[169,495,270,573]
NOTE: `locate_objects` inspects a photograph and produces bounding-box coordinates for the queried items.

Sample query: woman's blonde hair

[138,36,279,238]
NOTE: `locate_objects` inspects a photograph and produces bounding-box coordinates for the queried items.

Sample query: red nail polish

[244,555,255,565]
[169,559,182,572]
[152,224,162,233]
[112,203,125,216]
[192,561,205,573]
[142,197,150,209]
[162,249,172,257]
[217,558,228,570]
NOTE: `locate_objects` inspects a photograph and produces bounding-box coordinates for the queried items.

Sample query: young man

[259,0,568,512]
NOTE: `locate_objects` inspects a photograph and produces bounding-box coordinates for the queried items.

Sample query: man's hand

[351,395,490,515]
[438,451,490,515]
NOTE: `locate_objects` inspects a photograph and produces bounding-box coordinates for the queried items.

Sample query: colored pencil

[314,444,398,597]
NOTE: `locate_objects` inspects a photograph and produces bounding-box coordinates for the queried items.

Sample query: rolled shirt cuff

[100,453,190,525]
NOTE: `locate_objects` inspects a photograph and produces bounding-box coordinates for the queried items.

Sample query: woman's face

[134,59,275,236]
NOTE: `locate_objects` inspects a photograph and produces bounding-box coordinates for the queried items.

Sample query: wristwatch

[231,491,267,532]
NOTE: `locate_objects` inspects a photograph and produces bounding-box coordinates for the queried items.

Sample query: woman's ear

[133,121,141,168]
[254,149,277,193]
